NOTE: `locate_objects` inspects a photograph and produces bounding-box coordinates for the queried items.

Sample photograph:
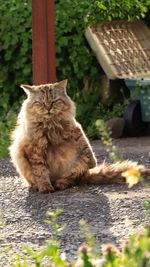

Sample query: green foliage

[45,209,65,241]
[0,112,16,158]
[144,201,150,216]
[79,219,100,258]
[0,95,22,158]
[75,87,101,138]
[55,0,100,96]
[89,0,150,23]
[3,210,149,266]
[0,0,32,97]
[76,88,129,139]
[95,119,123,162]
[23,241,67,267]
[0,0,32,158]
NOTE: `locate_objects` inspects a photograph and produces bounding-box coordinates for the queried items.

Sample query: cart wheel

[123,100,148,136]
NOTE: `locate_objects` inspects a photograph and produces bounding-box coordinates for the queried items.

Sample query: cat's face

[21,80,75,120]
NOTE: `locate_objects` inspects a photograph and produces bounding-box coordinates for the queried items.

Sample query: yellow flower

[122,168,141,188]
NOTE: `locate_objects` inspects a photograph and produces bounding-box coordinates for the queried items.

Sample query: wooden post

[46,0,56,83]
[32,0,56,85]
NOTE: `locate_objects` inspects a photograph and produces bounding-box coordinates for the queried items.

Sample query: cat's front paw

[54,179,70,190]
[38,183,55,194]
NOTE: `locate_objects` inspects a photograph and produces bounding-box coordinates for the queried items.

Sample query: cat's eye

[54,99,63,104]
[34,101,41,105]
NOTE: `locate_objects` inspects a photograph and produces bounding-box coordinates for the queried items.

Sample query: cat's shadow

[24,185,117,245]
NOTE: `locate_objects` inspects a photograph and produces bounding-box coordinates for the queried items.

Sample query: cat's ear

[20,84,34,94]
[57,79,68,90]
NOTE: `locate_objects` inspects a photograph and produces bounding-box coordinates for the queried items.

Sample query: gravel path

[0,137,150,266]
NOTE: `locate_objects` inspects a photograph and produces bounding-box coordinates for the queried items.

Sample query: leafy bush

[55,0,100,95]
[0,0,32,98]
[0,99,22,158]
[89,0,150,23]
[0,0,32,157]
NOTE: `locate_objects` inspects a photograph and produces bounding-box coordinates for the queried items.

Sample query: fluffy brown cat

[9,80,150,193]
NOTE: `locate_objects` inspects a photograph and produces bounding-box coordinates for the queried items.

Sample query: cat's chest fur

[46,142,78,181]
[25,120,79,181]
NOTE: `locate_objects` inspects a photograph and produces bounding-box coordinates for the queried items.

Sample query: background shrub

[0,0,32,100]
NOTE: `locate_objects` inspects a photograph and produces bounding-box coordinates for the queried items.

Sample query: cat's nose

[47,106,53,114]
[47,104,52,111]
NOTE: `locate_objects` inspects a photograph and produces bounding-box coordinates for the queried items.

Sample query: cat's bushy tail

[82,160,150,185]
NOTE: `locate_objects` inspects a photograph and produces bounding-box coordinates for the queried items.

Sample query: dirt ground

[0,136,150,265]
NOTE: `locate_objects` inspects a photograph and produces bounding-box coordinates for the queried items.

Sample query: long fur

[9,80,150,193]
[83,160,150,185]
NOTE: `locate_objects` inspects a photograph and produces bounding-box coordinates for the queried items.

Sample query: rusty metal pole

[32,0,56,85]
[46,0,56,83]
